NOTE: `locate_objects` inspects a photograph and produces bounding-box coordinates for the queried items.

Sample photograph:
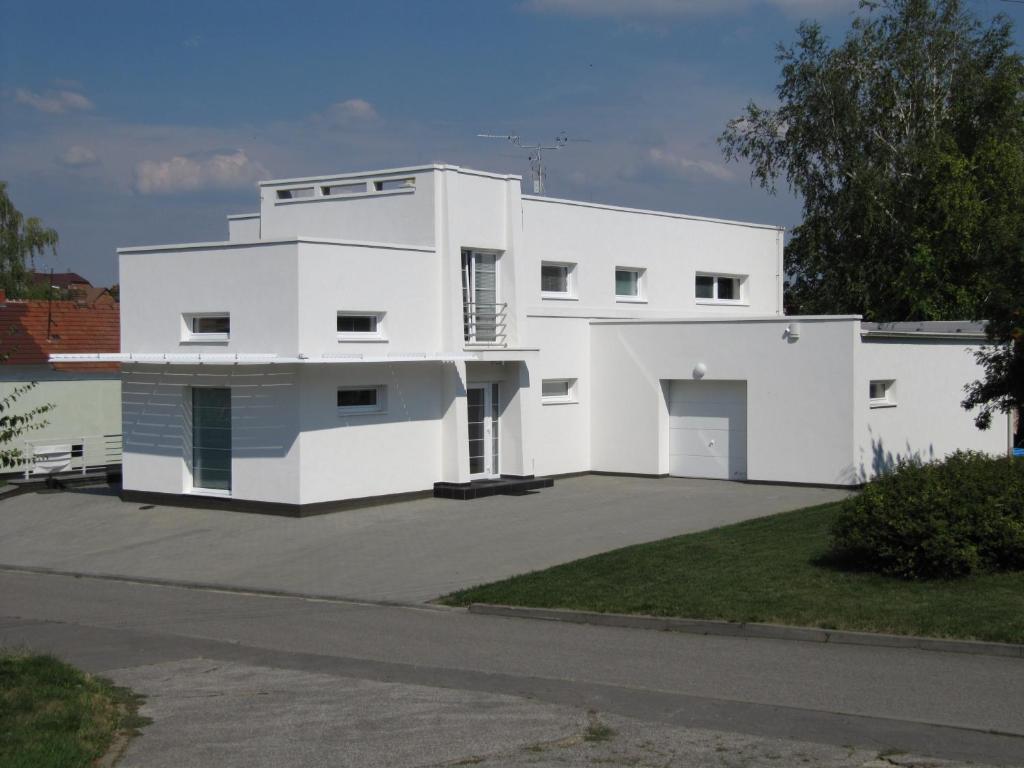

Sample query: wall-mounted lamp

[693,362,707,379]
[786,322,801,342]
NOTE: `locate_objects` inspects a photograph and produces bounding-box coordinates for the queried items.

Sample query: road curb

[467,604,1024,658]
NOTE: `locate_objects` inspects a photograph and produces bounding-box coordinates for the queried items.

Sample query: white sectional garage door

[668,380,747,480]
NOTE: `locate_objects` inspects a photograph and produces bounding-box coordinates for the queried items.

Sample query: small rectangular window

[321,182,366,197]
[192,315,230,335]
[373,178,415,192]
[276,187,315,200]
[696,273,745,303]
[615,267,645,300]
[869,379,897,407]
[541,262,576,298]
[337,312,385,340]
[337,386,386,414]
[184,313,230,341]
[541,378,577,403]
[338,315,377,333]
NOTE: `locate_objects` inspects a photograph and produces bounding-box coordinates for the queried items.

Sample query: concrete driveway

[0,476,848,603]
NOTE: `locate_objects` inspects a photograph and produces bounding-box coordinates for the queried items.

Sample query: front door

[467,383,499,478]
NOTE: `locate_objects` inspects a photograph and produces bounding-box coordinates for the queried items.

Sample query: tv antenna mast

[477,131,590,194]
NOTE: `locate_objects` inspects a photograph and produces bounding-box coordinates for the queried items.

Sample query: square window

[541,378,577,403]
[541,262,576,298]
[869,379,897,407]
[337,386,386,414]
[615,268,644,299]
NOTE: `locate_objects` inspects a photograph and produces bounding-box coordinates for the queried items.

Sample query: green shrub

[829,451,1024,579]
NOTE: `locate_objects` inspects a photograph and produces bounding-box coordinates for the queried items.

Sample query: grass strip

[441,502,1024,643]
[0,651,149,768]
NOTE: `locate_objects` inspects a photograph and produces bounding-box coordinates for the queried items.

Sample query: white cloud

[635,147,735,182]
[134,149,269,195]
[522,0,854,16]
[59,145,98,167]
[322,98,379,124]
[15,88,95,114]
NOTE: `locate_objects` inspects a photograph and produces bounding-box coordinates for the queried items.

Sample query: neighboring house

[0,289,121,474]
[52,164,1010,513]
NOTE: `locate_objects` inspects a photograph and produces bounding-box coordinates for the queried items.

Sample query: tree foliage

[0,181,58,298]
[0,182,54,463]
[720,0,1024,428]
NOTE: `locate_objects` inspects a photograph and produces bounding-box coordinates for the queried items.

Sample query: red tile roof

[0,297,119,372]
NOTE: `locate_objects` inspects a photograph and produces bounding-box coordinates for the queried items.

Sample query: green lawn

[441,502,1024,644]
[0,651,149,768]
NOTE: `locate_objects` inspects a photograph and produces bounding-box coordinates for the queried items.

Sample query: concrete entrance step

[433,476,554,500]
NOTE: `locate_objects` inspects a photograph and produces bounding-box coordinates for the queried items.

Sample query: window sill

[338,408,388,416]
[337,335,388,343]
[695,300,749,307]
[542,399,579,406]
[181,338,230,344]
[541,294,579,301]
[869,401,898,409]
[615,297,647,304]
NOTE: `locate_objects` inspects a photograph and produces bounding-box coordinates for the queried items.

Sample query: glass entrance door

[467,383,499,478]
[192,388,231,492]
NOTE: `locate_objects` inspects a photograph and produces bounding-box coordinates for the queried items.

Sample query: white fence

[21,433,123,479]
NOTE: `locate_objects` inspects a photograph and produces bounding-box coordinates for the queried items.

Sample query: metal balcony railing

[463,302,508,346]
[22,433,123,479]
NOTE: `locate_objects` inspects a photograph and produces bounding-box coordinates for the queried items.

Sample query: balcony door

[461,249,498,343]
[467,383,499,479]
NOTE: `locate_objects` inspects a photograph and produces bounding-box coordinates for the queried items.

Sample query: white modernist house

[54,164,1010,513]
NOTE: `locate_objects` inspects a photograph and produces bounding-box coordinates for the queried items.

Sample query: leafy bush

[829,451,1024,579]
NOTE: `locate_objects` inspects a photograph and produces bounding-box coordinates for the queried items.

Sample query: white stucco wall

[589,318,861,485]
[227,214,260,242]
[259,168,437,246]
[0,367,121,470]
[852,336,1009,480]
[520,197,783,321]
[528,316,592,476]
[296,363,447,504]
[119,241,300,357]
[121,364,302,504]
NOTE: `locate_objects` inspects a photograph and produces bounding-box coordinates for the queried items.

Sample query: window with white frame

[337,385,386,414]
[541,262,577,299]
[615,267,645,301]
[541,378,577,404]
[337,312,386,341]
[183,313,230,341]
[695,273,745,303]
[869,379,897,407]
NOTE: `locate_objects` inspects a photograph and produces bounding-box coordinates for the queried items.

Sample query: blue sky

[1,0,1019,285]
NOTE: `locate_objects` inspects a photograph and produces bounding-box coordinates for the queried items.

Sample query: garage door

[669,380,747,480]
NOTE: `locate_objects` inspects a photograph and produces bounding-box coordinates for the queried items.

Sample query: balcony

[463,302,508,346]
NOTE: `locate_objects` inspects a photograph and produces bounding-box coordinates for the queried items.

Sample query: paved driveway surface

[0,476,847,602]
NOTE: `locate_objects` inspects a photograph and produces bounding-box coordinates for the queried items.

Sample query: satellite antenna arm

[477,131,590,195]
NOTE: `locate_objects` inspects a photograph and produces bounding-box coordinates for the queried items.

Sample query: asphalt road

[2,568,1022,766]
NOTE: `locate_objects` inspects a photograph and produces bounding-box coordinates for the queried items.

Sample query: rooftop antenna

[477,132,590,195]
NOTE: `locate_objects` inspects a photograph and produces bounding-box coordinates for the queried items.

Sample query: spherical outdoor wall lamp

[693,362,707,379]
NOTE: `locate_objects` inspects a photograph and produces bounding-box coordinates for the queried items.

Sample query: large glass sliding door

[192,388,231,492]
